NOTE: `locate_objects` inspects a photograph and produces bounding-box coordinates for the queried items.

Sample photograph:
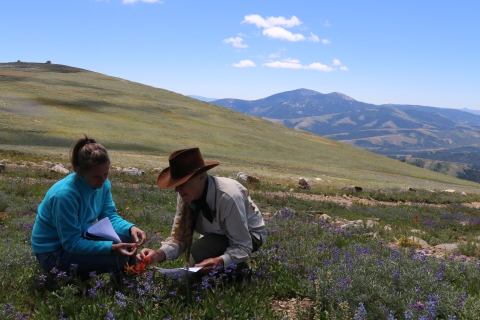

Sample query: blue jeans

[35,235,136,278]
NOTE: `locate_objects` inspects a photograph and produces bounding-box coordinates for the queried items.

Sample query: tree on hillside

[457,168,480,183]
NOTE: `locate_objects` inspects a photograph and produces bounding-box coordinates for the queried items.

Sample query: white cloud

[321,39,331,44]
[242,15,306,42]
[264,58,303,69]
[242,14,302,28]
[340,66,349,71]
[306,62,334,72]
[323,20,331,27]
[268,47,287,59]
[263,27,305,41]
[263,58,334,72]
[333,59,341,66]
[232,60,256,68]
[309,32,319,42]
[223,37,248,48]
[123,0,162,3]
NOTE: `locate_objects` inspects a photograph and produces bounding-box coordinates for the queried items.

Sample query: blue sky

[2,0,479,109]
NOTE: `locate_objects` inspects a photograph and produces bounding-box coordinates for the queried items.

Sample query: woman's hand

[137,248,165,265]
[195,256,224,274]
[129,226,146,246]
[111,243,137,256]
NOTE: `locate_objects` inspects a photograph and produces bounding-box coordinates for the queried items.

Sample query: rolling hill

[1,62,479,191]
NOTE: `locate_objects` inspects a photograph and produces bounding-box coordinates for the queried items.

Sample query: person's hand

[195,256,224,274]
[111,243,137,256]
[136,248,165,265]
[129,226,146,246]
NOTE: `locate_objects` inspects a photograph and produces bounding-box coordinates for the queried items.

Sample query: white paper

[84,217,122,243]
[153,266,203,279]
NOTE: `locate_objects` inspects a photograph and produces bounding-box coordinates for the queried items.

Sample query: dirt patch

[258,191,443,208]
[463,202,480,209]
[271,297,314,319]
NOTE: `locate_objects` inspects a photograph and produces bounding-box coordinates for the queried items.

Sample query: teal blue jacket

[31,173,134,255]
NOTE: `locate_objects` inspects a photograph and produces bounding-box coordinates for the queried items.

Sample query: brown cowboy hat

[157,147,220,189]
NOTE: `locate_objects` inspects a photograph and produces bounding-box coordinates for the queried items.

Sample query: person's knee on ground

[190,233,230,263]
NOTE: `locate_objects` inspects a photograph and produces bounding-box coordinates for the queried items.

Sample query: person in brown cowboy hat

[137,147,266,275]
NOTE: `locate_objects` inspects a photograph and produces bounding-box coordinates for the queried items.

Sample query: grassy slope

[1,62,479,191]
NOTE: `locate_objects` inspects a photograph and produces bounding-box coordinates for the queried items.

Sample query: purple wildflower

[106,310,115,320]
[387,310,397,320]
[393,270,400,280]
[404,309,414,320]
[38,274,47,285]
[4,302,14,313]
[88,288,97,297]
[354,302,367,320]
[413,301,425,311]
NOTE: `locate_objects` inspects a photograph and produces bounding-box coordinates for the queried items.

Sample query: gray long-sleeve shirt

[159,175,267,266]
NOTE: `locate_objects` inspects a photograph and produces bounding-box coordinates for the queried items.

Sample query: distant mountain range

[212,89,480,157]
[460,108,480,116]
[187,95,219,102]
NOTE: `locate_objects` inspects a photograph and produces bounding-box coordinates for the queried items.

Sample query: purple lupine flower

[58,309,67,320]
[387,310,397,320]
[4,302,14,313]
[393,270,400,280]
[115,291,126,300]
[115,299,126,307]
[391,249,401,260]
[435,269,444,281]
[353,302,367,320]
[425,295,439,319]
[404,309,414,320]
[456,292,467,310]
[338,276,351,291]
[88,288,97,297]
[413,301,425,311]
[106,310,115,320]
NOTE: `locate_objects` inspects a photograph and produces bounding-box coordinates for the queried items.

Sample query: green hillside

[1,62,479,191]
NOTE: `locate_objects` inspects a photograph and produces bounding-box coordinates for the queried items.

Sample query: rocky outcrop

[236,172,260,184]
[50,164,69,175]
[298,177,311,189]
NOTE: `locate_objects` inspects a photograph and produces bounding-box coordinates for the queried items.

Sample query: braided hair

[169,198,196,265]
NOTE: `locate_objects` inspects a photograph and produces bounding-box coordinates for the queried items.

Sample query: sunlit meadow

[1,161,480,319]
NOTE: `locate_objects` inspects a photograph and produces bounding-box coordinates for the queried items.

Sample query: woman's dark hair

[70,135,110,173]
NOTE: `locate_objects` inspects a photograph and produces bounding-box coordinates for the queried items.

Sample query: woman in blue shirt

[31,136,146,278]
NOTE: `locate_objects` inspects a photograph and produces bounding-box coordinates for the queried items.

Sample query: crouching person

[31,136,146,280]
[137,147,266,278]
